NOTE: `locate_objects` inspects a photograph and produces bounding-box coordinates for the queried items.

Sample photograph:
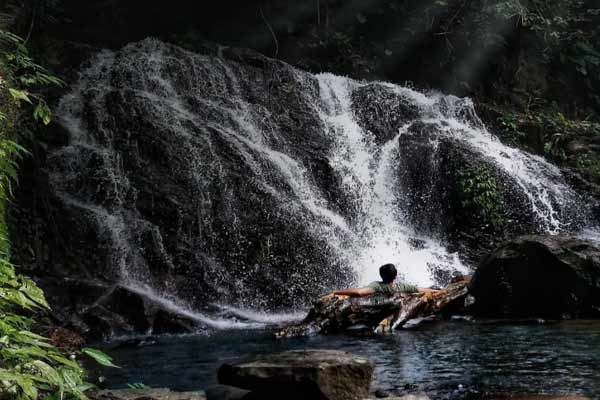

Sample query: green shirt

[367,281,418,296]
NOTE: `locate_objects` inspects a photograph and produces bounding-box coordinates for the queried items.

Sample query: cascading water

[46,39,590,333]
[315,74,466,286]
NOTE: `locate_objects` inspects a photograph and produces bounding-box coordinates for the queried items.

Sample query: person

[321,263,439,299]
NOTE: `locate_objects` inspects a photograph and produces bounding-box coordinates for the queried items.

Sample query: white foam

[124,284,266,330]
[212,304,305,325]
[579,227,600,245]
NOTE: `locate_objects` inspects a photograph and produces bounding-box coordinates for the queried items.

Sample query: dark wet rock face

[24,39,354,320]
[469,235,600,318]
[393,121,587,263]
[351,83,420,144]
[218,350,374,400]
[348,85,588,264]
[39,278,197,341]
[395,121,535,259]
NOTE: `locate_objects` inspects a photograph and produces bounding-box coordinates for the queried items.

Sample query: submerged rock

[218,349,374,400]
[469,235,600,318]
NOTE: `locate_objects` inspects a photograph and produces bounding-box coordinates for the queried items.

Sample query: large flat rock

[218,349,374,400]
[91,388,205,400]
[484,396,590,400]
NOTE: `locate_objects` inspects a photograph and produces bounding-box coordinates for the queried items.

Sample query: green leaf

[19,276,50,309]
[48,353,81,370]
[8,88,32,104]
[82,348,120,368]
[33,101,52,125]
[30,360,64,388]
[17,376,38,400]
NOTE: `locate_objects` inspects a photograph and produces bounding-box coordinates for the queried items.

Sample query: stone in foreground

[378,394,430,400]
[91,388,205,400]
[205,384,253,400]
[218,349,374,400]
[484,395,590,400]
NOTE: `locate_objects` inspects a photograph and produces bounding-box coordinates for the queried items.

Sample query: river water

[93,320,600,399]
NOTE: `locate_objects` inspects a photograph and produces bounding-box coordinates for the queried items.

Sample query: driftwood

[276,279,470,338]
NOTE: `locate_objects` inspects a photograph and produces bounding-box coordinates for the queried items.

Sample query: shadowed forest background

[8,0,600,183]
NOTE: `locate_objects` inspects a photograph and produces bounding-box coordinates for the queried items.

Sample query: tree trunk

[276,279,470,338]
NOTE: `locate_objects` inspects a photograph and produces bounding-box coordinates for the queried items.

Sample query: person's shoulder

[367,281,382,290]
[395,281,418,292]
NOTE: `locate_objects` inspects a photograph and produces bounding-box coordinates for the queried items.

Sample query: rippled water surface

[94,321,600,398]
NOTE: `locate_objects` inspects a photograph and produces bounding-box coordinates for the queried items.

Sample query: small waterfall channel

[50,39,590,331]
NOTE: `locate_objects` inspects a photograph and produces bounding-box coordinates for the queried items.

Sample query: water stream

[93,321,600,398]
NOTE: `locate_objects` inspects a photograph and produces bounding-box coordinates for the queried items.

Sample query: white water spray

[315,74,467,287]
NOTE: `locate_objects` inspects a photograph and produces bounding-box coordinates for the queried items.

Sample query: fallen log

[276,279,470,338]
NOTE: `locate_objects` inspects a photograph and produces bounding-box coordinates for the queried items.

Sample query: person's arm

[418,287,442,302]
[417,287,440,295]
[333,287,375,297]
[321,287,375,300]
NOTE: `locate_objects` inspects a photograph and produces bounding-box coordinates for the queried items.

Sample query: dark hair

[379,263,397,284]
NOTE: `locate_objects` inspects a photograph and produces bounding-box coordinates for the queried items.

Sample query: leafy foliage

[494,105,600,183]
[81,348,119,369]
[0,30,63,129]
[126,383,150,390]
[576,153,600,182]
[458,166,505,229]
[0,29,111,399]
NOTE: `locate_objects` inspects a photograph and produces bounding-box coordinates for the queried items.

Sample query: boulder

[218,350,374,400]
[276,279,470,338]
[484,395,590,400]
[205,385,253,400]
[91,388,205,400]
[469,235,600,318]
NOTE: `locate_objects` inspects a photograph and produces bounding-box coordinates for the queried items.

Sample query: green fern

[0,28,114,400]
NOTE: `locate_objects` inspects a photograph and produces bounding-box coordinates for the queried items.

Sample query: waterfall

[47,39,590,330]
[315,74,466,286]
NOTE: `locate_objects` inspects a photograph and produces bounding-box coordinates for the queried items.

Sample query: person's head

[379,263,397,284]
